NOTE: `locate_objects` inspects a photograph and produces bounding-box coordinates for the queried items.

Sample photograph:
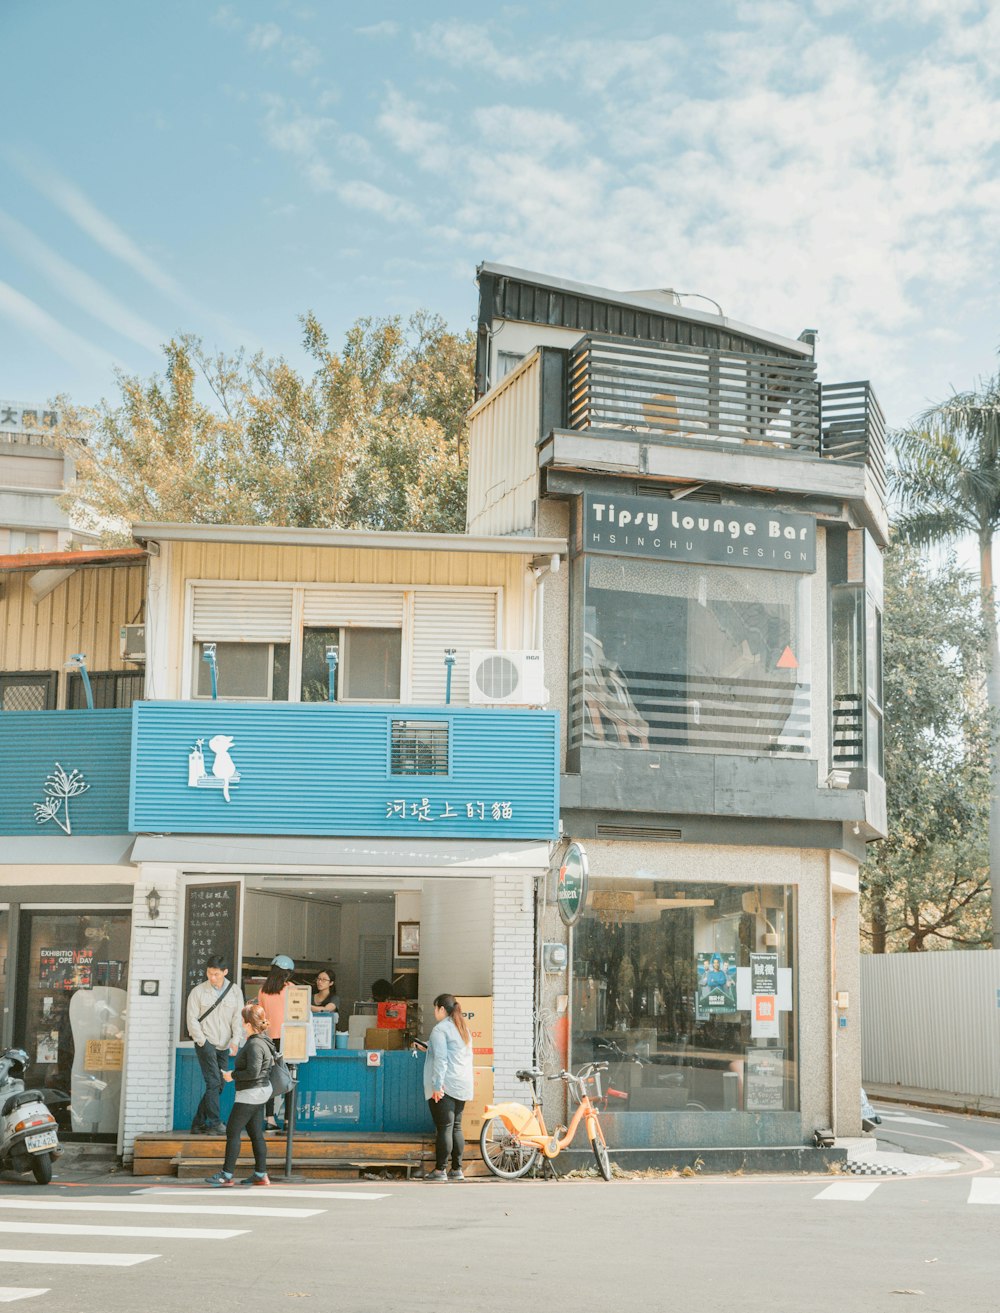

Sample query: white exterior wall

[491,874,535,1102]
[120,866,182,1160]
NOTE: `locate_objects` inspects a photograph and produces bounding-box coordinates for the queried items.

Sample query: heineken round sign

[557,842,589,926]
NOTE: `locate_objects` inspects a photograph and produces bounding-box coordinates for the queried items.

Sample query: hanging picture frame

[397,921,420,958]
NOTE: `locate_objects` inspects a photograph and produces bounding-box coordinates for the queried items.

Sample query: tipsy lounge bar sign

[583,493,816,573]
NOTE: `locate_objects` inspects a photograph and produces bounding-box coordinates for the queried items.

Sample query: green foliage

[861,546,991,951]
[54,312,474,538]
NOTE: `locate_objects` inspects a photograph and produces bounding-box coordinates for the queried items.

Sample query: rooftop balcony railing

[567,335,885,487]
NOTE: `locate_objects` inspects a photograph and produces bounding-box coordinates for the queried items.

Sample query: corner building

[467,265,887,1153]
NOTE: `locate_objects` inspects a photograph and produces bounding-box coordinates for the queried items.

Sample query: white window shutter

[301,589,405,627]
[411,591,499,705]
[192,587,294,642]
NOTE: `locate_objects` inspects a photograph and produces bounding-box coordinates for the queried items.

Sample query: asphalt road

[0,1102,997,1313]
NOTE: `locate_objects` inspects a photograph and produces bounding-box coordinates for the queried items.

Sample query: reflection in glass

[571,880,798,1114]
[576,556,810,755]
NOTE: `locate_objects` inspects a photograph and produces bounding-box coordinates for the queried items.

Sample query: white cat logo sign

[187,735,241,802]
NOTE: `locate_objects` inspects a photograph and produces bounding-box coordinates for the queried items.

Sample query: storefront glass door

[14,909,131,1139]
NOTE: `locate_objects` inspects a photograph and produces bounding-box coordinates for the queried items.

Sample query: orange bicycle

[479,1062,613,1180]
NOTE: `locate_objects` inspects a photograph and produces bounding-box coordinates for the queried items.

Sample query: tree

[891,372,1000,942]
[861,546,991,951]
[55,312,474,538]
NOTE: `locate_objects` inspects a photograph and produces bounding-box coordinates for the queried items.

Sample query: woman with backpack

[205,1002,274,1187]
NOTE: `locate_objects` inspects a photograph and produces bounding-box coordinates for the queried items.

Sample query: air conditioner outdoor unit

[469,650,548,706]
[120,624,146,662]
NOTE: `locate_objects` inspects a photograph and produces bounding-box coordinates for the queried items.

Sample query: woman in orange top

[258,955,294,1130]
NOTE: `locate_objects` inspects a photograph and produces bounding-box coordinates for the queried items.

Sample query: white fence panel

[861,951,1000,1098]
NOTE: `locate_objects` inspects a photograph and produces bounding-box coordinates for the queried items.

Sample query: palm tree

[891,371,1000,942]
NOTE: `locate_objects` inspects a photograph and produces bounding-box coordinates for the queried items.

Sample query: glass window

[0,909,8,1038]
[572,880,798,1114]
[194,642,290,700]
[14,909,131,1138]
[831,586,865,768]
[301,628,402,703]
[578,556,810,755]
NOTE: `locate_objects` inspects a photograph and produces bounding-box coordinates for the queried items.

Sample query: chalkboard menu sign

[180,882,242,1040]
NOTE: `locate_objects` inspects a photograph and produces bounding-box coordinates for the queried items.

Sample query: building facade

[0,403,96,554]
[467,264,887,1151]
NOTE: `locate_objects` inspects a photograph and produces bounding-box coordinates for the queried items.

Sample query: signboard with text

[583,493,816,573]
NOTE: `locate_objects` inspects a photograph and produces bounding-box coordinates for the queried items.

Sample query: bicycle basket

[580,1068,603,1101]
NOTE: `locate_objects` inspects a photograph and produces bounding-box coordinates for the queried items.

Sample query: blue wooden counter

[173,1049,428,1134]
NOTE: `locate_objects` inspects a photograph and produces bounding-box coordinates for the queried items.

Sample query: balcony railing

[567,335,884,483]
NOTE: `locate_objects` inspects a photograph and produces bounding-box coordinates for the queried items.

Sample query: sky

[2,0,1000,429]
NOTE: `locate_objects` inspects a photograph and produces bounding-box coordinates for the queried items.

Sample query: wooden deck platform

[132,1131,490,1180]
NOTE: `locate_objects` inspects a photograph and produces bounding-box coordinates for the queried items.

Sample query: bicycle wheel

[479,1116,539,1179]
[589,1118,612,1181]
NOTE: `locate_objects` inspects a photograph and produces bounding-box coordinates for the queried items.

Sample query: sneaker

[240,1172,271,1187]
[204,1171,235,1187]
[263,1121,281,1133]
[206,1123,227,1136]
[447,1168,465,1181]
[423,1169,448,1182]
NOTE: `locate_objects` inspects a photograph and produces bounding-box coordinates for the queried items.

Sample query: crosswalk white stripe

[0,1222,248,1241]
[0,1199,323,1220]
[0,1292,48,1304]
[814,1182,881,1201]
[136,1187,389,1201]
[968,1178,1000,1205]
[0,1250,157,1268]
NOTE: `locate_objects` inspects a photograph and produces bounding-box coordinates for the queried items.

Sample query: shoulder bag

[266,1038,294,1097]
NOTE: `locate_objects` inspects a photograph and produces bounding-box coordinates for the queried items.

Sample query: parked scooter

[0,1048,61,1183]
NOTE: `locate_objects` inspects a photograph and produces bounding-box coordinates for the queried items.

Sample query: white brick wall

[120,865,181,1160]
[492,874,536,1101]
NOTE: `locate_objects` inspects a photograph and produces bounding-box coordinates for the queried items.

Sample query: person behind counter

[311,968,338,1015]
[205,1002,274,1188]
[422,993,474,1183]
[258,954,294,1131]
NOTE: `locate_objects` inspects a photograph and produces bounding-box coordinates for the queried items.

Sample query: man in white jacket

[186,955,245,1135]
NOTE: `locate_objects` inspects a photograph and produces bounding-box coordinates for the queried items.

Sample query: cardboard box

[461,1066,494,1139]
[461,996,494,1067]
[377,1001,408,1030]
[365,1027,406,1051]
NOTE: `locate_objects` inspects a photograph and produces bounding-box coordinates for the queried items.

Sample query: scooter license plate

[25,1130,57,1153]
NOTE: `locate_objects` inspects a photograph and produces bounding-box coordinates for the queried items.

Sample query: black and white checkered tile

[844,1158,907,1176]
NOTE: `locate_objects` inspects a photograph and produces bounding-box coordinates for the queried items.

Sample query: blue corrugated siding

[173,1049,428,1133]
[132,702,559,839]
[0,710,133,835]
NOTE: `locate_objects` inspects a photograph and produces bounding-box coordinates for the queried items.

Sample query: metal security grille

[66,670,145,710]
[0,672,57,711]
[390,720,449,776]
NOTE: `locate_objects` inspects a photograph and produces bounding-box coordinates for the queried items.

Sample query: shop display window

[576,556,811,756]
[571,880,798,1114]
[14,909,131,1139]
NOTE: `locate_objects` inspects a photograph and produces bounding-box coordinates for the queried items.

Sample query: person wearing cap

[258,955,294,1131]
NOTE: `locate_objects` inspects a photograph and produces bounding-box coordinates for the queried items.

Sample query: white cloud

[414,21,541,82]
[0,279,118,372]
[377,88,452,173]
[247,22,321,74]
[261,96,338,192]
[248,22,283,52]
[472,106,582,154]
[0,209,165,354]
[337,180,419,224]
[356,21,398,38]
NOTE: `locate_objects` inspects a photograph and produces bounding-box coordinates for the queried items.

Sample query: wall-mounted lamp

[444,649,456,705]
[202,643,218,700]
[146,886,161,920]
[325,645,339,703]
[66,653,94,709]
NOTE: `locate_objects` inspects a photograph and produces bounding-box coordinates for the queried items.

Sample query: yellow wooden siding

[466,352,541,536]
[160,544,534,696]
[0,564,146,672]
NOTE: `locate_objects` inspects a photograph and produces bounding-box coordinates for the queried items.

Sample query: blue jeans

[193,1043,228,1130]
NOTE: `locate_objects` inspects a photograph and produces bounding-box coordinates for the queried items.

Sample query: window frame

[0,671,58,711]
[190,641,289,702]
[386,716,453,780]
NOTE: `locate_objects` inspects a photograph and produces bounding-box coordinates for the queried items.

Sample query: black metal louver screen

[390,720,449,776]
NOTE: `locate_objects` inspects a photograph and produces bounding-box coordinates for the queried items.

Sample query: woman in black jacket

[206,1002,274,1187]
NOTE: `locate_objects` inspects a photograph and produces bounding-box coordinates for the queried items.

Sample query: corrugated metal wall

[0,564,146,675]
[0,709,133,834]
[165,544,530,695]
[466,352,540,536]
[861,951,1000,1098]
